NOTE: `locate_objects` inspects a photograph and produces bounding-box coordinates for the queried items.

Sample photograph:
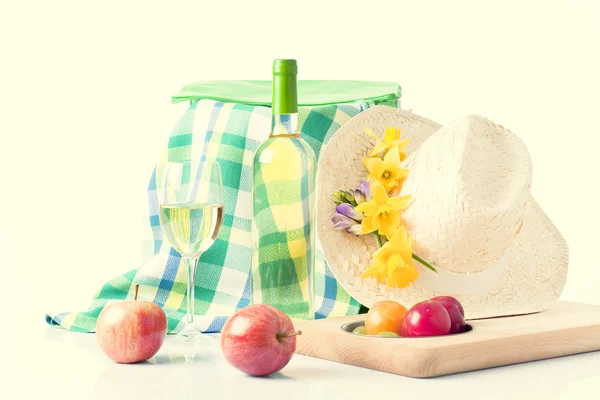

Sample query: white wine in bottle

[251,59,316,319]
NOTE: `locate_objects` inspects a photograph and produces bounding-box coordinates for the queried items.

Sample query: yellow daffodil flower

[365,126,410,160]
[364,147,409,192]
[355,180,412,239]
[361,226,418,288]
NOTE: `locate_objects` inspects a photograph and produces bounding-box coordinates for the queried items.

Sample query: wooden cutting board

[293,301,600,378]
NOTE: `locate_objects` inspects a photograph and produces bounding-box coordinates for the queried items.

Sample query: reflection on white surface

[94,346,219,399]
[31,327,600,400]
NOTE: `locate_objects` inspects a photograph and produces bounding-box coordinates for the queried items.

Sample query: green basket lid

[171,80,401,106]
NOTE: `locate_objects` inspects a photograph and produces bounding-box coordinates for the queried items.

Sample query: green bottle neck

[271,59,299,136]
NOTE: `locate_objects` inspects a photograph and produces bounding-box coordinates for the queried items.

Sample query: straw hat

[317,106,568,318]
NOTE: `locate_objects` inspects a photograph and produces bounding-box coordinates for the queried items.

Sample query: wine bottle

[251,59,316,319]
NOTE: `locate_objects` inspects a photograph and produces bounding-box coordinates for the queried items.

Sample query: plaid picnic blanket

[46,97,398,333]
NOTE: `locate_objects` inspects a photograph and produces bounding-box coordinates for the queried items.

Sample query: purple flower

[351,181,371,205]
[346,224,363,235]
[332,213,356,230]
[353,189,365,205]
[359,181,371,201]
[331,183,371,236]
[332,213,364,236]
[336,203,364,222]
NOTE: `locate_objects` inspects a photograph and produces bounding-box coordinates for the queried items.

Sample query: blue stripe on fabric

[356,100,369,112]
[244,137,262,152]
[205,316,228,333]
[315,272,337,319]
[337,103,367,118]
[148,168,157,190]
[187,102,225,212]
[153,248,181,306]
[48,312,69,325]
[147,187,162,253]
[155,288,171,305]
[316,303,331,319]
[150,215,160,227]
[148,172,162,253]
[235,273,251,310]
[147,170,159,232]
[199,102,224,164]
[324,274,338,302]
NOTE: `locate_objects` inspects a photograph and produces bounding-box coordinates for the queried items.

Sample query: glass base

[163,326,216,363]
[168,324,217,347]
[178,327,215,342]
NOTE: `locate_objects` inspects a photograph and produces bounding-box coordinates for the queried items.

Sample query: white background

[1,0,599,329]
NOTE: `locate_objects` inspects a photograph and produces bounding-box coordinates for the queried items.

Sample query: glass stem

[184,256,199,325]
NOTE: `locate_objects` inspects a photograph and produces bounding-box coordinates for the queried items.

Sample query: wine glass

[158,161,224,342]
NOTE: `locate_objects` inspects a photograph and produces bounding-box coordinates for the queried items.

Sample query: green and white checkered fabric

[46,98,397,333]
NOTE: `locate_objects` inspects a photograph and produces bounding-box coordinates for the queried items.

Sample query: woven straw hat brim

[317,106,568,318]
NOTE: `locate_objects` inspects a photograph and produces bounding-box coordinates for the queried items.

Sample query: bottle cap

[272,59,298,114]
[273,59,298,75]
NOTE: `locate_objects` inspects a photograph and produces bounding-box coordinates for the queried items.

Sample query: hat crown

[399,115,532,273]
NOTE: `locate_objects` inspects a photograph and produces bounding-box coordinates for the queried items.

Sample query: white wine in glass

[158,161,224,342]
[160,203,224,257]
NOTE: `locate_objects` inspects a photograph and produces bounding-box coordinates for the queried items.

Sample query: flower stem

[412,253,437,272]
[373,232,437,272]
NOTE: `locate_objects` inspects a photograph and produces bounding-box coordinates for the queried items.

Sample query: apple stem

[134,284,139,301]
[277,330,302,340]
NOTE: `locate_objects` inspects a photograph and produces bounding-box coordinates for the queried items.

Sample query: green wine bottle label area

[252,133,316,319]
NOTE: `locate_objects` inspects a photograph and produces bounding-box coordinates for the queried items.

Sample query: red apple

[221,304,300,377]
[96,288,167,364]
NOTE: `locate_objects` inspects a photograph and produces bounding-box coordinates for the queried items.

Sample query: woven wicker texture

[317,106,568,318]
